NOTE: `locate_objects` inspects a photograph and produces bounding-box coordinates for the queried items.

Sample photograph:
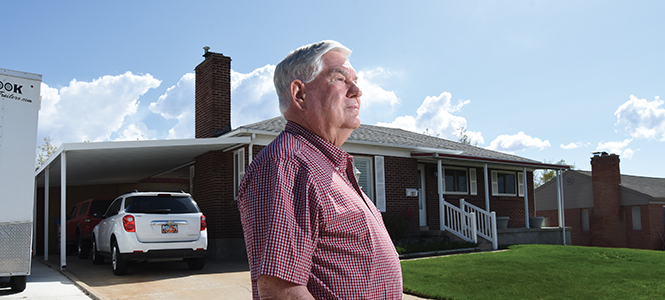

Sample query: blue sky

[6,0,664,177]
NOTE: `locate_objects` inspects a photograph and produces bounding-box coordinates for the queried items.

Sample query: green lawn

[401,244,665,300]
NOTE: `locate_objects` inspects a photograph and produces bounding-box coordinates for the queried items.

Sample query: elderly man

[238,40,403,299]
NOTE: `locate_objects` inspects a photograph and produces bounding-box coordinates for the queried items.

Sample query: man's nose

[348,82,362,99]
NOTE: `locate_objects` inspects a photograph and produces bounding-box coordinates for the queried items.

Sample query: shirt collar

[284,121,351,169]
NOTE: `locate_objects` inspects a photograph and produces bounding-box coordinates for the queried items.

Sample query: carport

[34,137,251,270]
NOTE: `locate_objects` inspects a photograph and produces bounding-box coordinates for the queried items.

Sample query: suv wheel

[91,236,104,265]
[77,235,90,259]
[187,257,206,270]
[112,240,128,275]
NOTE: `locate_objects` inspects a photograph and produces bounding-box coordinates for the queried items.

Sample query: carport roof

[34,137,251,187]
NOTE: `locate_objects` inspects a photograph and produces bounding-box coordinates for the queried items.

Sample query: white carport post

[524,167,529,229]
[44,166,49,261]
[60,151,67,270]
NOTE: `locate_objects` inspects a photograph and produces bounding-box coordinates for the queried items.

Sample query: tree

[535,159,576,188]
[456,126,478,146]
[36,136,58,170]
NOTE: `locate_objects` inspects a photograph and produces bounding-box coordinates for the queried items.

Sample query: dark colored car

[66,198,112,259]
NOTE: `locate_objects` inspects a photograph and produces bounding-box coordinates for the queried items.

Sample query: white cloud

[487,131,550,153]
[560,142,590,150]
[357,68,399,109]
[147,65,279,138]
[231,65,280,128]
[149,73,195,139]
[597,139,637,159]
[38,72,161,144]
[116,123,156,141]
[615,95,665,141]
[376,92,483,144]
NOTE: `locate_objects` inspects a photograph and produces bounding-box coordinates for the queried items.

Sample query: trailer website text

[0,80,33,103]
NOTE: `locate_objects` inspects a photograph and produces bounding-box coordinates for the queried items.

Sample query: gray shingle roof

[577,170,665,199]
[235,116,540,164]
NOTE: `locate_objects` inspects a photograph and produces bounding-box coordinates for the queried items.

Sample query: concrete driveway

[41,255,428,300]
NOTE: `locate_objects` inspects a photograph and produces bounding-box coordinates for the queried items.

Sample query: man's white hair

[274,40,352,114]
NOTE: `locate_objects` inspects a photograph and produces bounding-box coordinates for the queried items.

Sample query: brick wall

[648,204,665,250]
[381,156,419,236]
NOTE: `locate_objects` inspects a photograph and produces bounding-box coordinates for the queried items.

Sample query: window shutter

[353,157,373,200]
[491,170,498,196]
[518,172,524,197]
[469,168,477,195]
[374,156,386,212]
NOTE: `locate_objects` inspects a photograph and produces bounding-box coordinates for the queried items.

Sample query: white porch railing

[460,199,498,250]
[440,198,477,243]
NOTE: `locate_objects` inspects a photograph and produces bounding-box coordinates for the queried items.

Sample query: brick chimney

[590,152,625,248]
[195,47,232,138]
[193,48,244,260]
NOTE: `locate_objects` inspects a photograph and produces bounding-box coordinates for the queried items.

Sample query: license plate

[161,224,178,234]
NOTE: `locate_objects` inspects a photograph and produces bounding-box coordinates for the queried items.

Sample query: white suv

[91,191,208,275]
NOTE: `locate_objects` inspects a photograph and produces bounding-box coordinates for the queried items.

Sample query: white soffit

[34,137,251,187]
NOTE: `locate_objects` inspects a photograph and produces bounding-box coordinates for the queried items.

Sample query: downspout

[248,133,255,165]
[524,167,529,228]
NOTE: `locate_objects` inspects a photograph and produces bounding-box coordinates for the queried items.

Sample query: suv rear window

[124,196,200,214]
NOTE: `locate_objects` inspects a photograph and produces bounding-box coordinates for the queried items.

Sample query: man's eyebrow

[329,68,358,82]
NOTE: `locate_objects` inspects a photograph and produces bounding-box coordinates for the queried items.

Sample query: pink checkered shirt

[238,121,403,299]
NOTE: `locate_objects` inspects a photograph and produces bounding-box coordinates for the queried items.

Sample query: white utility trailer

[0,68,41,292]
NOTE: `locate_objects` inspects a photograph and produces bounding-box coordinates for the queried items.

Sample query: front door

[418,165,427,227]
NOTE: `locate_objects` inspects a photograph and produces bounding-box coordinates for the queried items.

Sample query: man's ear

[289,80,306,110]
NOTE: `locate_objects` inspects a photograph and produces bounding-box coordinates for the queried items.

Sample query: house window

[491,171,518,196]
[632,206,642,230]
[233,148,245,200]
[352,156,374,201]
[444,167,468,194]
[581,208,590,231]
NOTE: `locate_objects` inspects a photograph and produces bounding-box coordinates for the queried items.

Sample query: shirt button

[335,167,340,171]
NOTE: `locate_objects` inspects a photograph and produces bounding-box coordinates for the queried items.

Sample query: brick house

[535,152,665,250]
[35,50,571,266]
[194,51,571,259]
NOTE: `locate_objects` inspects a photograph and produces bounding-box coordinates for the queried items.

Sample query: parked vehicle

[91,191,207,275]
[66,198,112,259]
[0,68,42,292]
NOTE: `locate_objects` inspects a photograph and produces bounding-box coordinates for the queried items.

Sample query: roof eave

[412,152,572,170]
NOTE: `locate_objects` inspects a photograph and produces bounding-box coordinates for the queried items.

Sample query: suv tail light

[123,215,136,232]
[200,215,207,231]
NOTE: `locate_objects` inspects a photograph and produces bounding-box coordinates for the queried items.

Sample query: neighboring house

[536,152,665,250]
